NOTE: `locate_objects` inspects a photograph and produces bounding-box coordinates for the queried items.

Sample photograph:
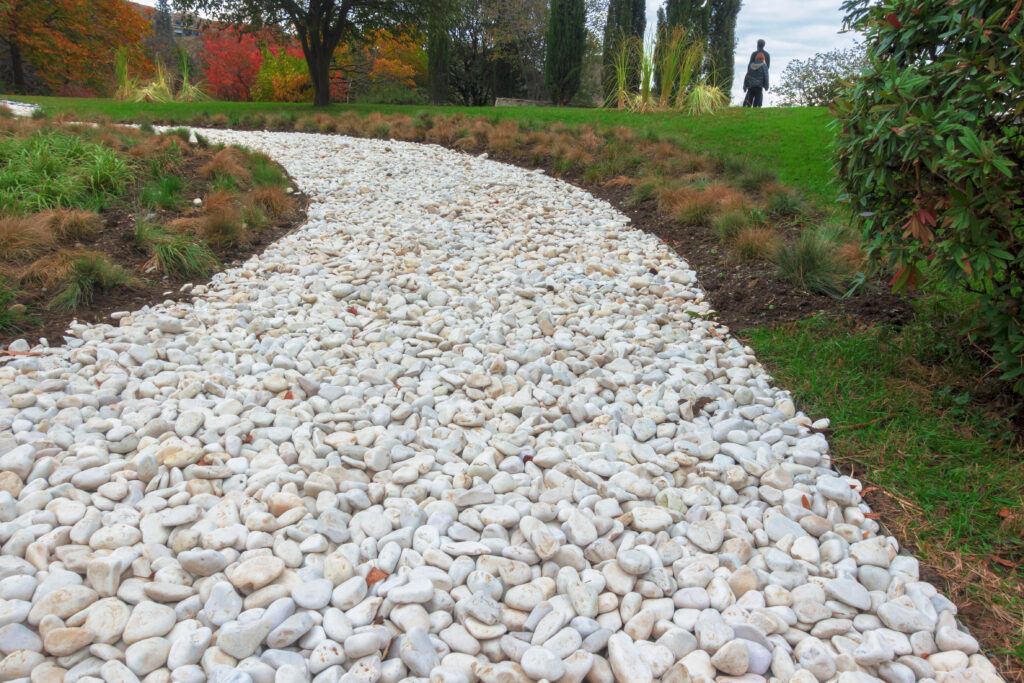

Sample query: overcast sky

[136,0,856,106]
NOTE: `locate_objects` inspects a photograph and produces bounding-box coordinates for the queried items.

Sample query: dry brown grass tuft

[835,242,866,271]
[0,117,37,137]
[39,209,102,243]
[0,216,57,261]
[426,117,457,144]
[200,148,251,183]
[733,226,780,260]
[604,176,637,188]
[249,187,293,220]
[577,126,603,152]
[466,119,492,146]
[128,135,173,158]
[706,183,747,213]
[485,120,520,153]
[312,113,338,133]
[17,248,85,287]
[561,145,594,170]
[295,117,320,133]
[386,115,417,141]
[199,192,245,247]
[264,114,292,131]
[610,126,635,141]
[167,217,202,234]
[657,183,744,226]
[334,113,365,136]
[210,114,229,127]
[202,191,238,215]
[452,137,478,152]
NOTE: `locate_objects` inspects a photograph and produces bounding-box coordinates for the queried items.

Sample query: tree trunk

[305,41,332,107]
[9,40,26,93]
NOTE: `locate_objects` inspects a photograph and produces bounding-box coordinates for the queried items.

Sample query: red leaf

[282,390,294,400]
[801,495,812,510]
[366,567,388,586]
[886,13,903,28]
[889,264,922,291]
[347,306,358,314]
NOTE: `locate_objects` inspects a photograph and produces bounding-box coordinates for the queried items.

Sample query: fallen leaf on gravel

[366,568,388,586]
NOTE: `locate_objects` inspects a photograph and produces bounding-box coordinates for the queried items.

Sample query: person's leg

[742,90,753,107]
[753,87,764,107]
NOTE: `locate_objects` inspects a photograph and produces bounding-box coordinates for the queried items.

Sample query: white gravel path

[0,128,1001,683]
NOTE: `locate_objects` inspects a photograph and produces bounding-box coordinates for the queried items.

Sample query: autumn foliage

[202,30,263,102]
[252,44,313,103]
[333,29,427,102]
[1,0,150,94]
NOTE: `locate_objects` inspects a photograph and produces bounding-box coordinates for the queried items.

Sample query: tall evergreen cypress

[427,15,451,105]
[154,0,173,43]
[545,0,585,105]
[601,0,645,103]
[659,0,739,90]
[665,0,709,39]
[707,0,741,90]
[653,6,667,94]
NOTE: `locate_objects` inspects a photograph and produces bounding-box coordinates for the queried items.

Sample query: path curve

[0,129,1000,682]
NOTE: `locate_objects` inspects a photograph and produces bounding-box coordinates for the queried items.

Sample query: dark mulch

[1,156,307,348]
[585,180,913,332]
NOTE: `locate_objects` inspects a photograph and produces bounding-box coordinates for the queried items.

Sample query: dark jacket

[749,50,771,69]
[744,60,769,90]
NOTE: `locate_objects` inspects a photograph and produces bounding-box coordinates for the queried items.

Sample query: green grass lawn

[13,96,839,201]
[749,314,1023,664]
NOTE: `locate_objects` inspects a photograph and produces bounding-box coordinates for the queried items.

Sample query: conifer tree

[601,0,645,102]
[545,0,585,104]
[706,0,740,90]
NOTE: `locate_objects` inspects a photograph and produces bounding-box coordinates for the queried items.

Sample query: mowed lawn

[16,96,839,201]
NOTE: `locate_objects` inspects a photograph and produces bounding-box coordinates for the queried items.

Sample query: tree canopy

[1,0,150,94]
[775,44,867,107]
[173,0,434,105]
[546,0,586,104]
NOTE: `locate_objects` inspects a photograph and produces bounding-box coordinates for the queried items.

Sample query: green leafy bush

[834,0,1023,391]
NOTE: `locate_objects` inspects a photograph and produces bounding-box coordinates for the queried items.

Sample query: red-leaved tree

[202,29,263,101]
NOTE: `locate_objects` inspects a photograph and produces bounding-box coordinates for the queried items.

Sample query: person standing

[749,39,770,69]
[742,52,769,107]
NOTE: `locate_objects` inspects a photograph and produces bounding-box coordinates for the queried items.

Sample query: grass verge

[0,116,301,342]
[13,96,838,201]
[749,314,1024,676]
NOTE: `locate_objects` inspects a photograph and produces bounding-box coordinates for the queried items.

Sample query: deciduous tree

[202,29,264,101]
[174,0,434,106]
[775,44,866,107]
[0,0,150,94]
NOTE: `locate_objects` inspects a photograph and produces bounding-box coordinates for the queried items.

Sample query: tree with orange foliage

[1,0,151,94]
[173,0,434,106]
[333,29,426,102]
